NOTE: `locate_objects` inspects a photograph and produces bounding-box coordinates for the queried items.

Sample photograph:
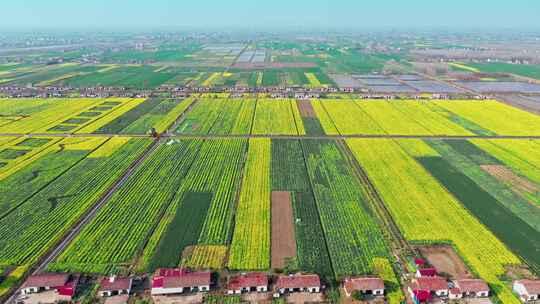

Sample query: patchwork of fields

[0,96,539,304]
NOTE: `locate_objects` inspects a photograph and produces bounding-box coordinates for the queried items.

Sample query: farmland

[0,95,539,304]
[346,138,529,304]
[228,138,271,270]
[0,137,150,268]
[50,139,202,273]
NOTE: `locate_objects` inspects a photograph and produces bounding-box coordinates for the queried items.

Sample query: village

[12,258,540,304]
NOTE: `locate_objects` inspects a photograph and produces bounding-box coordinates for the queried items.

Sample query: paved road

[0,132,539,140]
[4,139,160,304]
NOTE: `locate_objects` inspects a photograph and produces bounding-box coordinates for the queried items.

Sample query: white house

[514,280,540,302]
[409,276,449,301]
[151,268,211,295]
[454,279,490,298]
[274,274,320,295]
[343,277,385,297]
[226,272,268,295]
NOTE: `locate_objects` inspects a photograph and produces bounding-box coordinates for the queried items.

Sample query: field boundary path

[1,133,540,140]
[5,138,161,304]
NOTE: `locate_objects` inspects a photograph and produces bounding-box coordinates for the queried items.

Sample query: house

[409,276,449,302]
[416,268,437,278]
[513,280,540,302]
[453,279,490,298]
[98,276,132,297]
[414,258,426,267]
[226,272,268,295]
[449,288,463,300]
[274,274,321,295]
[343,277,385,297]
[21,273,79,300]
[151,268,211,295]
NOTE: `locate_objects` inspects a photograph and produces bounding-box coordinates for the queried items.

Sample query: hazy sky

[2,0,540,30]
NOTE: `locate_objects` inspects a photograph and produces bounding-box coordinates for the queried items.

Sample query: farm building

[343,277,385,297]
[416,268,437,278]
[98,276,132,297]
[513,280,540,302]
[274,273,321,295]
[151,268,211,295]
[414,258,426,267]
[451,279,490,298]
[20,273,79,300]
[409,276,449,302]
[226,272,268,294]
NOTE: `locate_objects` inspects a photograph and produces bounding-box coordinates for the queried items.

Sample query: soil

[286,292,324,304]
[417,245,472,279]
[180,246,195,261]
[297,101,317,118]
[481,165,538,194]
[505,265,536,281]
[152,294,203,304]
[271,191,297,269]
[242,292,272,303]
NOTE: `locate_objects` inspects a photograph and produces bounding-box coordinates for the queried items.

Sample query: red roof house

[21,273,79,299]
[274,274,321,294]
[409,276,449,302]
[343,277,385,297]
[413,289,432,303]
[98,276,132,297]
[416,268,437,278]
[414,258,426,266]
[227,273,268,294]
[151,268,211,295]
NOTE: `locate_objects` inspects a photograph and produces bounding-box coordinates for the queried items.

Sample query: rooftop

[455,279,489,293]
[228,273,268,290]
[99,276,132,292]
[275,274,320,289]
[517,280,540,294]
[344,277,384,294]
[412,277,448,292]
[22,273,70,289]
[152,268,211,289]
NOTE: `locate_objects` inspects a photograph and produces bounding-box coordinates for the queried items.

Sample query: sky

[2,0,540,30]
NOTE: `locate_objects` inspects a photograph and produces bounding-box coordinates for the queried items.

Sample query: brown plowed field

[481,164,538,194]
[271,191,297,269]
[297,101,316,117]
[417,245,472,279]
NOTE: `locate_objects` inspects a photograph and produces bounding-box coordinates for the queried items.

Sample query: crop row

[208,100,256,135]
[175,98,226,134]
[346,138,523,304]
[51,139,202,273]
[0,138,150,267]
[422,139,540,273]
[251,99,305,135]
[0,98,102,134]
[302,140,390,277]
[0,138,101,218]
[139,139,247,271]
[271,139,334,282]
[228,138,271,270]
